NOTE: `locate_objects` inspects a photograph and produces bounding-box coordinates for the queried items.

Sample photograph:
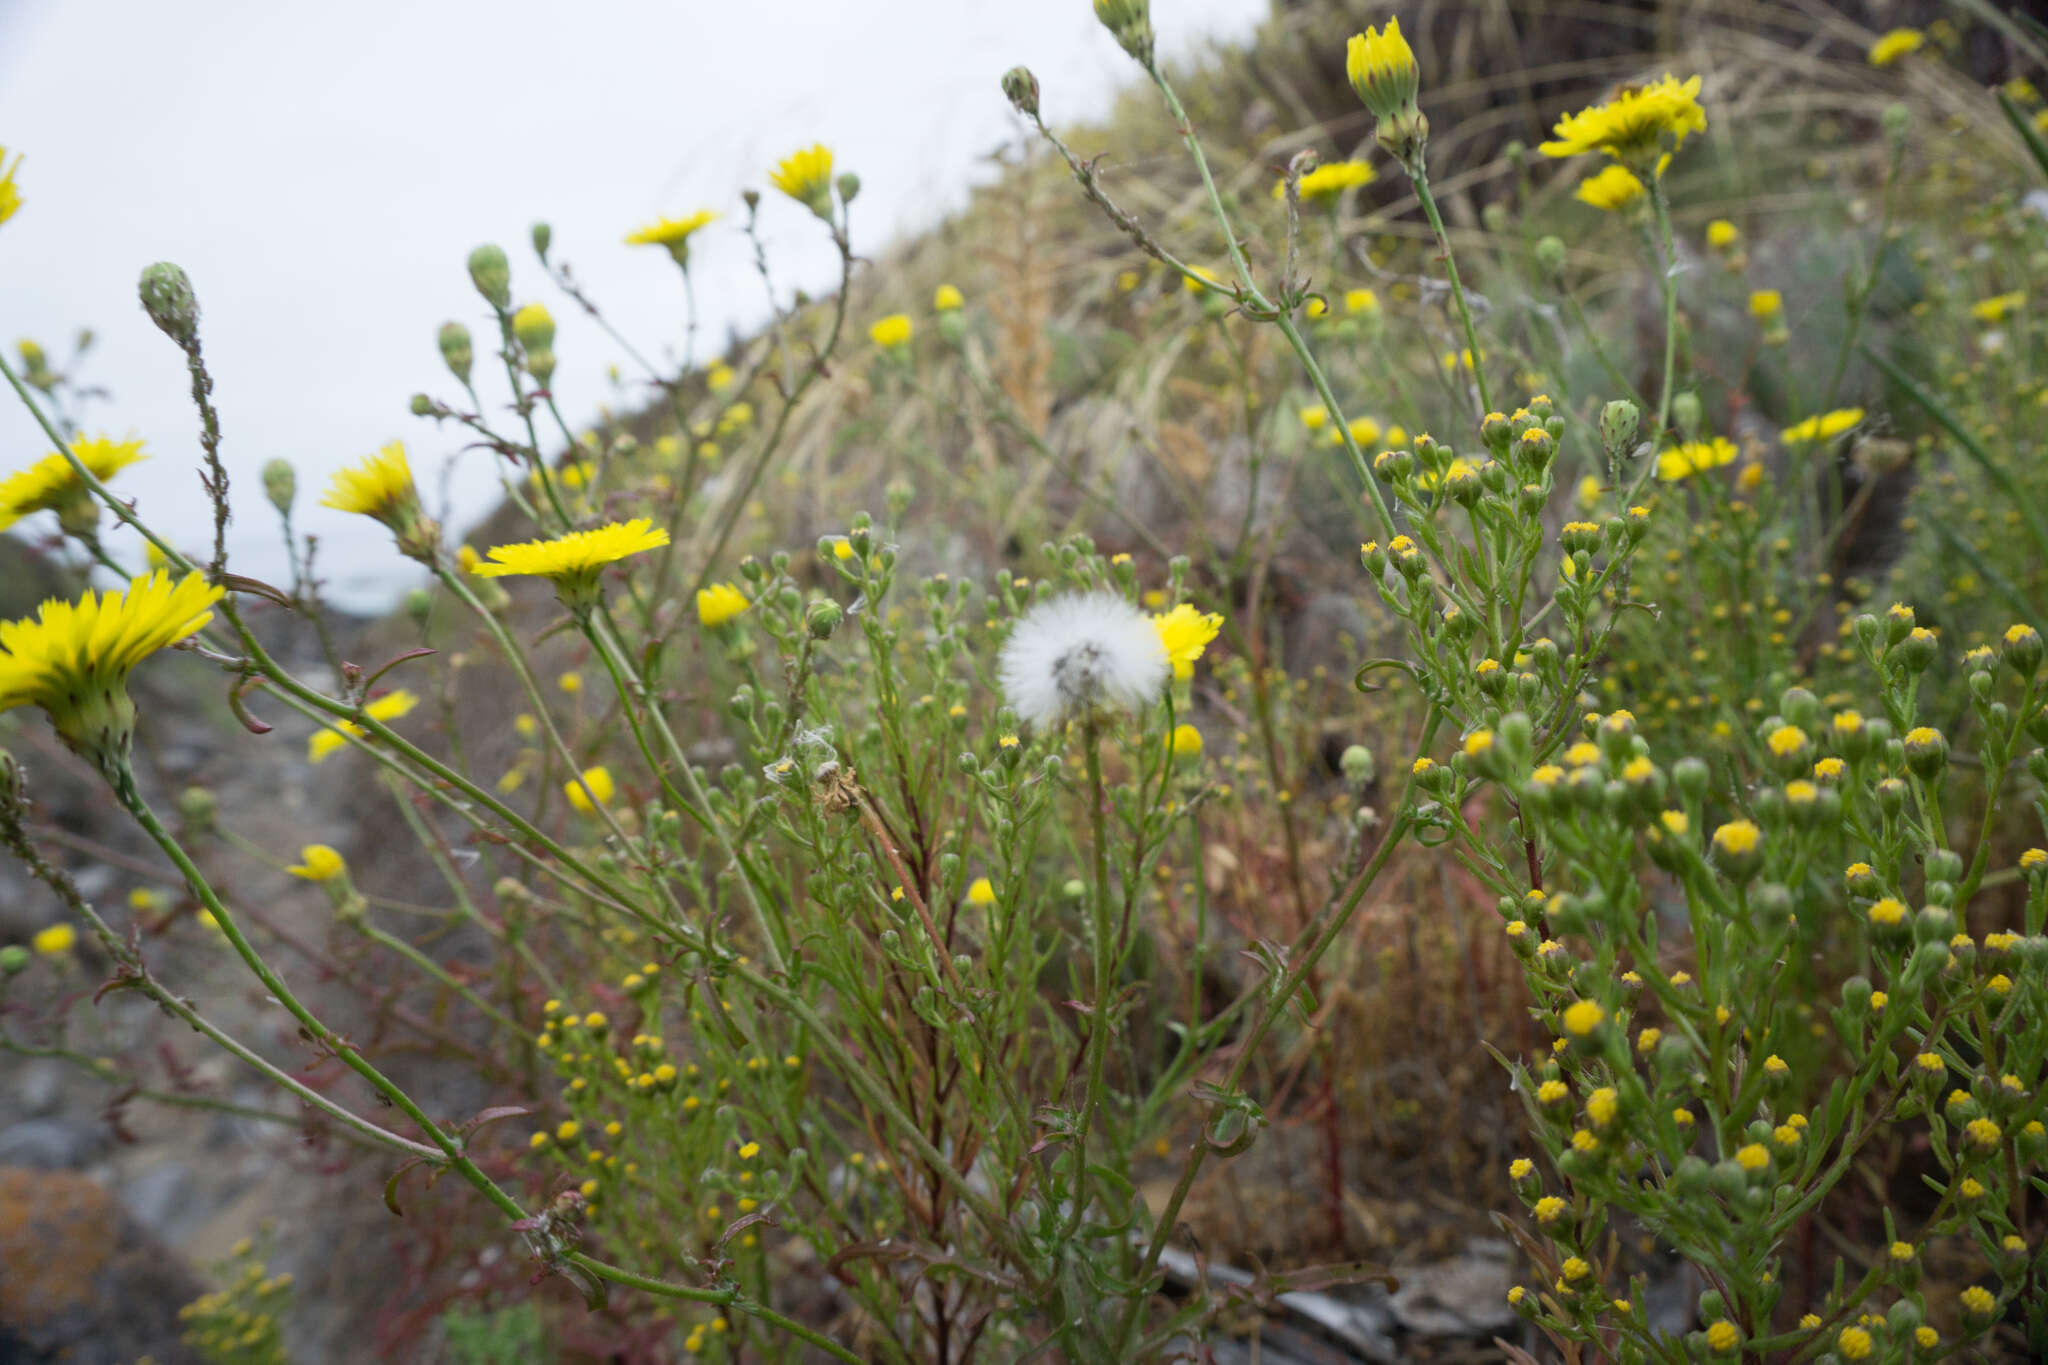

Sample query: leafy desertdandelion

[0,434,146,535]
[770,143,835,218]
[321,440,438,561]
[624,209,718,267]
[1540,74,1706,171]
[470,518,671,612]
[0,570,222,777]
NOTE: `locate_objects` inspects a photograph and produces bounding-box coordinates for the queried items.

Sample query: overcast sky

[0,0,1265,609]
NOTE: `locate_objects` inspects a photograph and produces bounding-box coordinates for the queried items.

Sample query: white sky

[0,0,1265,609]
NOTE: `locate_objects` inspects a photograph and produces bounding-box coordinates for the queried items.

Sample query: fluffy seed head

[999,591,1168,729]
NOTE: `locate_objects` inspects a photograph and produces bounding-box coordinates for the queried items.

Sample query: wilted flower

[999,591,1169,728]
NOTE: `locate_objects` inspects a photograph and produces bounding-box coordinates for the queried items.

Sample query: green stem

[1410,167,1493,416]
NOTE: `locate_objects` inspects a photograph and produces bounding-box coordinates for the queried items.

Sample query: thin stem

[1410,168,1493,415]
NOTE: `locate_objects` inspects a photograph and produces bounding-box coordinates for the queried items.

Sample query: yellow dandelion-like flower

[1970,291,2025,324]
[1152,603,1224,680]
[1574,163,1647,212]
[0,435,148,534]
[933,283,964,312]
[696,582,751,628]
[1655,437,1737,482]
[770,143,835,216]
[322,441,416,519]
[869,314,913,349]
[1541,75,1705,169]
[0,571,222,774]
[288,844,346,882]
[565,765,614,814]
[471,518,669,609]
[1749,289,1783,319]
[0,145,21,227]
[1868,28,1923,68]
[1781,408,1864,445]
[308,688,419,764]
[966,877,996,905]
[1706,219,1739,248]
[624,209,718,266]
[1275,161,1377,202]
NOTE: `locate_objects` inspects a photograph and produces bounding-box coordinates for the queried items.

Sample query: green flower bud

[438,321,474,384]
[1001,66,1040,118]
[531,221,552,261]
[261,459,296,518]
[1533,235,1567,278]
[138,262,202,349]
[467,244,512,309]
[805,598,842,640]
[0,944,29,976]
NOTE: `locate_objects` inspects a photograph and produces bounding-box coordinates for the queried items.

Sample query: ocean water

[0,0,1266,612]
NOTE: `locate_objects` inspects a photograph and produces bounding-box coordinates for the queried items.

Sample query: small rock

[0,1165,206,1364]
[0,1118,110,1171]
[1388,1238,1518,1338]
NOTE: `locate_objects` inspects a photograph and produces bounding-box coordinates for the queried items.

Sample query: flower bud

[0,943,29,975]
[178,784,218,834]
[138,262,201,349]
[1601,399,1639,458]
[467,244,512,310]
[1001,66,1040,118]
[438,322,474,385]
[1092,0,1154,63]
[531,221,552,261]
[261,459,296,518]
[805,598,842,640]
[1533,235,1567,277]
[1902,726,1948,779]
[2003,623,2043,678]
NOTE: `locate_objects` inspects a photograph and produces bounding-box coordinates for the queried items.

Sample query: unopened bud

[261,459,296,517]
[438,321,473,384]
[531,221,552,261]
[138,262,201,349]
[467,244,511,310]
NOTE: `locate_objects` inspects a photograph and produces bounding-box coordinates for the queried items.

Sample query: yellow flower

[1704,1320,1740,1353]
[1712,820,1761,857]
[1561,999,1604,1037]
[696,582,751,628]
[1152,604,1224,680]
[1574,163,1647,212]
[1345,288,1380,315]
[0,570,222,773]
[1868,28,1924,68]
[322,441,417,520]
[1970,291,2025,324]
[1540,75,1706,168]
[0,145,20,227]
[1171,723,1203,758]
[1346,18,1421,122]
[1655,437,1737,482]
[1749,289,1783,319]
[471,519,669,608]
[966,877,996,905]
[1299,405,1329,431]
[1780,408,1864,445]
[308,689,419,764]
[0,435,148,533]
[289,844,346,881]
[1275,161,1376,201]
[1347,416,1382,446]
[770,143,835,216]
[565,765,614,814]
[624,209,718,266]
[1706,219,1739,248]
[933,283,964,312]
[31,923,75,956]
[869,314,913,349]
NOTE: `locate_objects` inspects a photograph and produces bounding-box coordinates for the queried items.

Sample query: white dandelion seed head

[998,591,1168,729]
